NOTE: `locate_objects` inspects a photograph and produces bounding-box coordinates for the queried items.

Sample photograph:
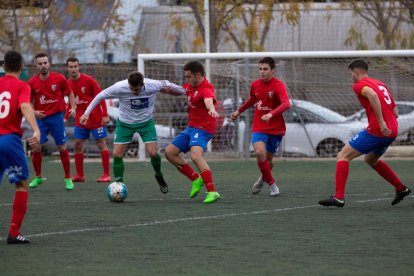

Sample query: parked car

[21,106,175,157]
[346,101,414,145]
[280,99,366,157]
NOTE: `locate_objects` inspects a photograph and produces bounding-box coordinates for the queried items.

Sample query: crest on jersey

[51,84,57,92]
[81,87,86,93]
[268,91,273,97]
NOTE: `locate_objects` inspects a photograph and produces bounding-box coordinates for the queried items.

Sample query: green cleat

[65,178,74,190]
[29,177,46,188]
[203,191,221,204]
[189,177,204,198]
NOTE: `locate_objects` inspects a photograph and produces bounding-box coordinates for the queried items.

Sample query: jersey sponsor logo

[51,84,57,92]
[130,97,149,110]
[75,96,88,105]
[257,100,272,111]
[39,95,59,105]
[187,96,195,108]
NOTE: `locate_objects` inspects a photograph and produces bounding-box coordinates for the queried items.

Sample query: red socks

[335,160,349,199]
[32,151,42,176]
[177,164,199,182]
[373,160,405,191]
[257,160,275,185]
[60,149,71,178]
[200,169,216,192]
[9,191,28,237]
[101,150,110,176]
[74,152,84,177]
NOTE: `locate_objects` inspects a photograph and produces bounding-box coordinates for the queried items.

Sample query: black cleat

[155,174,168,194]
[318,196,345,208]
[7,234,30,244]
[391,187,411,206]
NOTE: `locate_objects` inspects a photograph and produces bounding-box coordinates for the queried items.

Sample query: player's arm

[80,85,117,125]
[204,98,218,118]
[21,103,40,151]
[393,105,399,119]
[263,84,291,122]
[231,94,256,121]
[362,86,391,136]
[158,80,186,96]
[93,80,110,124]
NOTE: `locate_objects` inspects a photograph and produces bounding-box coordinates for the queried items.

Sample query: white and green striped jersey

[84,78,185,124]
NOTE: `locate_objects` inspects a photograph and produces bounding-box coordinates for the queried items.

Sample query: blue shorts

[349,130,395,155]
[0,134,29,185]
[172,127,213,153]
[252,132,283,154]
[37,112,67,145]
[74,126,108,140]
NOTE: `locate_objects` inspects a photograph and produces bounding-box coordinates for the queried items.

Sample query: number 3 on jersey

[0,91,11,119]
[378,86,392,105]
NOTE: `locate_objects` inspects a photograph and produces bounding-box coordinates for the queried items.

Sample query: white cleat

[270,183,280,196]
[252,175,265,194]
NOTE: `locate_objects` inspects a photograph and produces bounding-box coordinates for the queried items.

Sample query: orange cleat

[97,174,111,182]
[72,175,85,182]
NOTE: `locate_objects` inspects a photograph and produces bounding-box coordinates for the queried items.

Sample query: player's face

[350,69,359,83]
[259,63,274,81]
[36,56,50,76]
[129,84,142,95]
[67,61,80,79]
[184,70,202,87]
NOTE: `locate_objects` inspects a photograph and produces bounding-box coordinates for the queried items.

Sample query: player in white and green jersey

[80,71,185,193]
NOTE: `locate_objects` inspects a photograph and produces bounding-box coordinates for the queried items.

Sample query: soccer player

[79,71,185,193]
[0,50,40,244]
[231,57,290,196]
[164,61,221,204]
[319,59,411,208]
[28,52,76,190]
[66,57,111,182]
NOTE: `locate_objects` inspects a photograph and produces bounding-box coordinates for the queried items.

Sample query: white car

[347,101,414,145]
[280,100,366,157]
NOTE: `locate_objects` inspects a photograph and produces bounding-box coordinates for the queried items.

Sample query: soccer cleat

[269,183,280,196]
[72,175,85,182]
[318,196,345,208]
[97,174,111,182]
[155,174,168,194]
[391,186,411,206]
[189,177,204,198]
[65,178,74,190]
[252,175,265,194]
[29,176,45,188]
[203,191,221,204]
[7,234,30,244]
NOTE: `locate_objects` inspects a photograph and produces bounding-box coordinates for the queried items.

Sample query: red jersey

[29,72,71,116]
[353,77,398,138]
[68,74,107,129]
[183,78,217,134]
[0,75,31,135]
[239,77,290,135]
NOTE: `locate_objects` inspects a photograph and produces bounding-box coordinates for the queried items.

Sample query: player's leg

[48,112,72,189]
[365,148,411,205]
[252,133,276,191]
[8,179,30,244]
[113,121,135,182]
[72,138,85,182]
[29,118,48,188]
[165,128,202,198]
[92,126,110,182]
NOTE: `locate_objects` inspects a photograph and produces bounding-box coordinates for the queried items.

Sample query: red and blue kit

[68,73,107,129]
[238,77,289,135]
[183,78,217,135]
[29,72,71,116]
[353,77,398,138]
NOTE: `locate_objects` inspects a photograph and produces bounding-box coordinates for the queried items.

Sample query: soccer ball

[106,182,128,203]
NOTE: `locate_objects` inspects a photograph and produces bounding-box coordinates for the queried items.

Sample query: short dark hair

[128,71,144,87]
[66,56,79,66]
[259,57,275,69]
[35,52,48,60]
[183,60,205,76]
[348,59,369,71]
[4,50,23,73]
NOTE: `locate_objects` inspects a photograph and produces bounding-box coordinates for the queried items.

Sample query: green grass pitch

[0,158,413,275]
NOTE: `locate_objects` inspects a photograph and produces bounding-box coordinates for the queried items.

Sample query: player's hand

[379,121,391,136]
[28,130,41,152]
[102,116,110,125]
[230,111,240,121]
[208,109,219,118]
[68,108,76,118]
[34,110,46,119]
[261,113,273,122]
[79,114,89,125]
